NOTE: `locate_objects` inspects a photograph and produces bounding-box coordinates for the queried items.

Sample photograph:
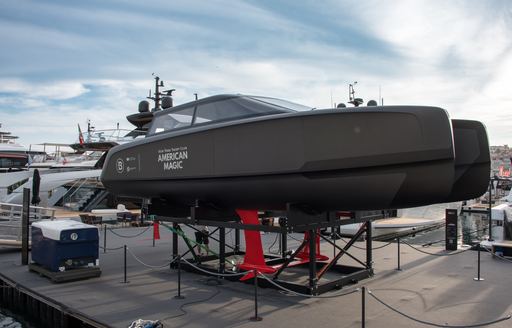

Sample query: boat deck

[1,226,512,327]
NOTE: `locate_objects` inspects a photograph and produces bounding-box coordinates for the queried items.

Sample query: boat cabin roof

[148,94,311,136]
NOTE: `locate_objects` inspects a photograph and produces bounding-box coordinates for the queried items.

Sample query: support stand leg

[235,228,240,253]
[366,221,373,273]
[219,227,226,277]
[309,229,317,295]
[281,228,288,260]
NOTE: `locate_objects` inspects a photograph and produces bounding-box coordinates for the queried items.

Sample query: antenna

[146,74,174,111]
[348,81,363,107]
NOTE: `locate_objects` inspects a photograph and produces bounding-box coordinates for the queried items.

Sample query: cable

[402,240,472,256]
[368,289,511,328]
[257,272,359,299]
[288,234,303,242]
[267,233,280,254]
[107,226,151,238]
[182,259,247,277]
[164,279,221,320]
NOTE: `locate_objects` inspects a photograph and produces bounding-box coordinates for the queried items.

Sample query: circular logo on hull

[70,233,78,241]
[116,158,124,173]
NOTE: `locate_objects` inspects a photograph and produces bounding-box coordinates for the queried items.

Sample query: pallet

[28,263,101,283]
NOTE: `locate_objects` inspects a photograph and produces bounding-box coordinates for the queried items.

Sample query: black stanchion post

[474,243,484,281]
[175,255,185,299]
[122,245,129,283]
[397,237,402,271]
[488,179,493,241]
[21,188,30,266]
[250,270,262,321]
[152,222,156,248]
[361,286,366,328]
[103,225,107,254]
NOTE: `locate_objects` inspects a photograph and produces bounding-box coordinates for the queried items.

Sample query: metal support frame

[281,228,288,259]
[219,227,226,274]
[366,221,373,272]
[158,206,377,295]
[309,228,317,293]
[235,228,240,252]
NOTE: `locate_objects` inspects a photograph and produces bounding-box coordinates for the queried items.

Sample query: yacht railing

[0,202,56,242]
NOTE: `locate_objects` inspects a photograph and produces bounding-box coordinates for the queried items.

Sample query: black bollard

[103,225,107,254]
[250,270,262,321]
[175,255,185,299]
[122,245,129,283]
[361,287,366,328]
[474,243,484,281]
[397,237,402,271]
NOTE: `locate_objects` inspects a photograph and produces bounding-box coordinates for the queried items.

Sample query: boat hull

[445,119,490,202]
[101,106,460,212]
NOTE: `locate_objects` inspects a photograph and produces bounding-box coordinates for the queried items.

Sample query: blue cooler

[31,220,99,272]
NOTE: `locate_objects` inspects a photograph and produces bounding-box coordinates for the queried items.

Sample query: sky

[0,0,511,146]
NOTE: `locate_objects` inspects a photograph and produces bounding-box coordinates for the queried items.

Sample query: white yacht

[0,124,29,171]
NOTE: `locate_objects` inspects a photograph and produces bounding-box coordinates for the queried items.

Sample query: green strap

[160,222,236,265]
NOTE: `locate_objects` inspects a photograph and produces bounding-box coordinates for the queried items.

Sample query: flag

[78,124,84,145]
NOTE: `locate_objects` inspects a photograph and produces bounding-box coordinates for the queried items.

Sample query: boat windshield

[148,95,309,135]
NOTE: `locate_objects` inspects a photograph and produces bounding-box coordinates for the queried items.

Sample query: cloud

[0,0,511,146]
[0,79,90,100]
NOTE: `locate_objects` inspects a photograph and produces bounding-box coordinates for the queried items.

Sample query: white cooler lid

[32,219,97,241]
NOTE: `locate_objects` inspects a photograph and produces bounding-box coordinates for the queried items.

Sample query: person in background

[195,225,210,256]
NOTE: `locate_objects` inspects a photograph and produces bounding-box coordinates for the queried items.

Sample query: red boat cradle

[236,210,329,280]
[296,230,329,261]
[236,209,277,278]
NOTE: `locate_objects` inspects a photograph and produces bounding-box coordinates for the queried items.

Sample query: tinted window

[194,97,287,124]
[248,96,312,112]
[149,107,195,134]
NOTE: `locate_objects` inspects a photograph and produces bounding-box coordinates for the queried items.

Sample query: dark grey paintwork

[445,119,490,201]
[101,94,477,213]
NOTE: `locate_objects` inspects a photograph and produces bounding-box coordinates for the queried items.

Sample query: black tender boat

[100,94,490,214]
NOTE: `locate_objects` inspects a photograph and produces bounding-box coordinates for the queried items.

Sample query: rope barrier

[257,273,359,299]
[421,228,488,247]
[367,289,511,327]
[482,246,512,264]
[99,245,125,251]
[107,226,151,238]
[126,247,178,269]
[182,259,248,277]
[338,235,393,250]
[402,240,472,257]
[164,281,221,320]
